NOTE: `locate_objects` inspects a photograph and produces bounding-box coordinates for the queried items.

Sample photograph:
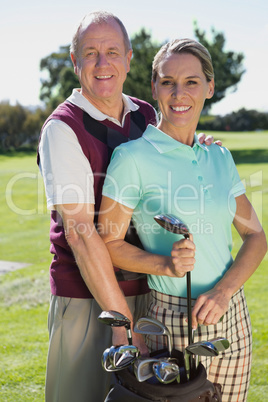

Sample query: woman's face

[152,52,214,140]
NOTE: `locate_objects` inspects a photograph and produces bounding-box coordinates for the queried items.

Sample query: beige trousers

[45,293,150,402]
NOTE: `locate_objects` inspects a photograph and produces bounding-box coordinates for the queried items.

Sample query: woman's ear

[207,78,215,99]
[151,80,157,100]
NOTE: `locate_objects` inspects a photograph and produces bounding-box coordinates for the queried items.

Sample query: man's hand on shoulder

[198,133,222,146]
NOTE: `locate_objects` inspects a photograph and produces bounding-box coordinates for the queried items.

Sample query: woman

[98,39,267,401]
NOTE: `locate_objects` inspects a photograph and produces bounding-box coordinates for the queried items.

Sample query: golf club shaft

[186,258,196,380]
[187,271,192,346]
[126,328,132,345]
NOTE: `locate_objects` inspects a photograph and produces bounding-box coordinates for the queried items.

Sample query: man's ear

[71,53,78,75]
[126,49,133,73]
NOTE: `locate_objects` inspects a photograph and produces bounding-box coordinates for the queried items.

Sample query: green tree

[39,25,245,112]
[123,29,163,108]
[0,102,26,151]
[40,45,79,107]
[194,21,245,111]
[0,102,47,152]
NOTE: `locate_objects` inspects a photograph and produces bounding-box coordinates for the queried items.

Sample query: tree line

[0,23,267,152]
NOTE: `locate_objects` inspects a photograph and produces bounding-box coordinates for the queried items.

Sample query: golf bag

[104,348,222,402]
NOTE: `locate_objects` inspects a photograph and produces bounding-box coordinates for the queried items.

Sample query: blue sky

[1,0,267,115]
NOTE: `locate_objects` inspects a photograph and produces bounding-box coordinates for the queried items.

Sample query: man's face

[71,19,132,109]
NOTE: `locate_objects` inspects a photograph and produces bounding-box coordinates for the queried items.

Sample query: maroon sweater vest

[38,97,156,298]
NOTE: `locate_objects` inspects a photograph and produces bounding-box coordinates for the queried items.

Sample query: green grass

[0,133,267,401]
[0,152,50,401]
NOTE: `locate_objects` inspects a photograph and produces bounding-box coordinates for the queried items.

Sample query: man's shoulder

[128,96,156,127]
[42,101,84,131]
[128,96,154,110]
[50,100,83,119]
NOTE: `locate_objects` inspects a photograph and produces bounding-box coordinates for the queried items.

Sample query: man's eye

[161,80,172,86]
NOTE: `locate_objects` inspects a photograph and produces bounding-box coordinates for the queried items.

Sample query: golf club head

[109,345,139,369]
[208,337,230,352]
[152,360,180,384]
[133,357,159,382]
[186,341,219,357]
[154,214,190,238]
[98,310,131,329]
[134,316,172,355]
[102,348,123,372]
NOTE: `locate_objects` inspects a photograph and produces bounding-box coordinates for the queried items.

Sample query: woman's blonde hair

[152,38,214,83]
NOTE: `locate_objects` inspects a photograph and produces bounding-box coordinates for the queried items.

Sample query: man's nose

[96,54,109,67]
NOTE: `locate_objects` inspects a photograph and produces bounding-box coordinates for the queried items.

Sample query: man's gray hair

[70,11,132,57]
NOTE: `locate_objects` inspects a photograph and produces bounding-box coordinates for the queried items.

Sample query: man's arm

[99,196,196,278]
[55,202,148,352]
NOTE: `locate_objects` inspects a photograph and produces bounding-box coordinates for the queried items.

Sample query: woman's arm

[192,194,267,328]
[99,196,196,278]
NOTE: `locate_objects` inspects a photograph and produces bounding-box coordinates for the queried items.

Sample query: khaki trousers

[45,293,150,402]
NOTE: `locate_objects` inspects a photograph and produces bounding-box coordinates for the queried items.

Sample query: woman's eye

[187,80,197,85]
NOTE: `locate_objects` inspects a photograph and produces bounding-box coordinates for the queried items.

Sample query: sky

[1,0,267,116]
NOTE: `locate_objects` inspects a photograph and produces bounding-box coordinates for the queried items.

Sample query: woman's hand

[191,194,267,330]
[191,288,230,329]
[168,235,196,278]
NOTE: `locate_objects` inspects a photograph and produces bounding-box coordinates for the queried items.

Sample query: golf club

[154,213,195,379]
[152,359,180,384]
[188,337,230,366]
[186,341,219,357]
[134,316,172,355]
[98,310,132,345]
[109,344,139,369]
[133,357,160,382]
[102,347,122,372]
[207,337,230,352]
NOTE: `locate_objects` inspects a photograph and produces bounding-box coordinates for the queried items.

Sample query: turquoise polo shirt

[103,125,245,299]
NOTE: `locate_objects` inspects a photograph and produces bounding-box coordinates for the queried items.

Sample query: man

[38,11,217,402]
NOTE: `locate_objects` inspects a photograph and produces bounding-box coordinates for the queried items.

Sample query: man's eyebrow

[81,46,95,52]
[82,46,120,52]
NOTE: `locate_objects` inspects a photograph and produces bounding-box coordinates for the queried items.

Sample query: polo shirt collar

[67,89,139,127]
[143,125,208,153]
